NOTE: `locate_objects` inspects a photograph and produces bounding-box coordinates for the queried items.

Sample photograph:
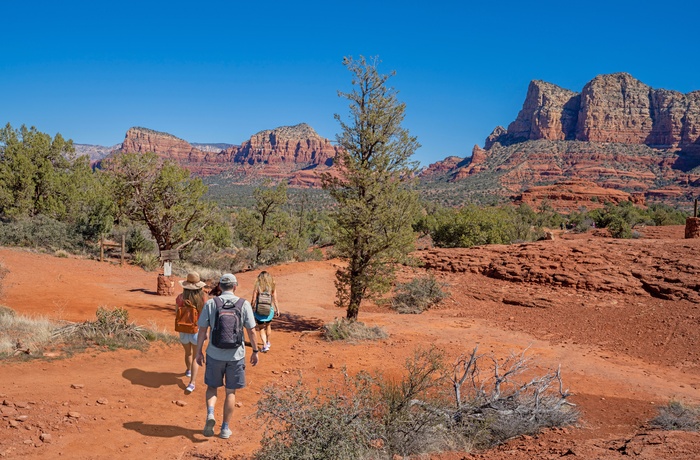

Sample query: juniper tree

[104,152,221,251]
[324,56,420,320]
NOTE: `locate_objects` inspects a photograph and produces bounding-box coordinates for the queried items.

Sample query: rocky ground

[1,225,700,459]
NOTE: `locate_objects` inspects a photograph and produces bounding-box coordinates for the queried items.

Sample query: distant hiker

[252,271,280,353]
[175,272,207,395]
[195,273,260,439]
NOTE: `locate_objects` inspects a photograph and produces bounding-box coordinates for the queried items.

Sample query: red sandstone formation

[489,73,700,148]
[118,127,209,162]
[113,124,340,181]
[513,179,644,212]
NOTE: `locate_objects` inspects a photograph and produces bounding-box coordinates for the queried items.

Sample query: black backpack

[211,297,245,349]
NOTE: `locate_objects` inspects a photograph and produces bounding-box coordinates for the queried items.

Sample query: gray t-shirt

[198,292,255,362]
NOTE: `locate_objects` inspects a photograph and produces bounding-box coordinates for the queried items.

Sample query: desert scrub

[254,346,578,459]
[651,401,700,431]
[53,306,177,352]
[0,307,58,357]
[392,274,449,314]
[323,318,388,342]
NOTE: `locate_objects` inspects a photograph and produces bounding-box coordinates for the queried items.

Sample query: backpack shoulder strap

[213,296,224,309]
[234,297,246,309]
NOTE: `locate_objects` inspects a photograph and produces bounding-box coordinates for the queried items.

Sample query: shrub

[0,216,83,252]
[0,309,58,357]
[253,346,578,459]
[392,275,449,314]
[124,227,156,254]
[132,251,160,271]
[54,306,177,352]
[651,401,700,431]
[323,318,388,342]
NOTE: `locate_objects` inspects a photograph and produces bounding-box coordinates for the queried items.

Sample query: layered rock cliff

[113,124,339,182]
[488,73,700,148]
[423,73,700,205]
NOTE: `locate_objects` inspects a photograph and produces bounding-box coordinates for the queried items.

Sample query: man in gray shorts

[195,273,260,439]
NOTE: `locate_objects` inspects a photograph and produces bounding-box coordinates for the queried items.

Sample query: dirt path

[2,236,700,459]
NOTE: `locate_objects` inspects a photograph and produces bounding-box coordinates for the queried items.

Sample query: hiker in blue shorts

[195,273,260,439]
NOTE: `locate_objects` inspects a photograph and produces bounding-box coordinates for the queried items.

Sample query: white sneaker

[262,343,270,353]
[203,414,215,437]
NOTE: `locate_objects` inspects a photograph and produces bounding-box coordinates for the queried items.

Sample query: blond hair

[254,271,275,294]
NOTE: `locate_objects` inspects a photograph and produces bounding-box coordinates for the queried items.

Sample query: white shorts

[179,332,198,345]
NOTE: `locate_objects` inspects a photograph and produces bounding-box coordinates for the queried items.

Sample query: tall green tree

[323,56,420,320]
[235,182,289,264]
[0,124,75,219]
[104,152,218,251]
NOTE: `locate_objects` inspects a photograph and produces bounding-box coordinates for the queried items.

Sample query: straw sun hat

[179,272,206,290]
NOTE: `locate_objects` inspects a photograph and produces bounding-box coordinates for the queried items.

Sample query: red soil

[1,226,700,459]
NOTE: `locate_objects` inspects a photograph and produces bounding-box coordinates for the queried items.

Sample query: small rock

[235,402,242,408]
[328,363,335,369]
[96,399,108,405]
[13,402,28,409]
[15,415,28,422]
[70,384,84,390]
[174,400,187,407]
[40,433,52,443]
[23,440,33,445]
[271,370,280,374]
[118,399,125,403]
[2,400,13,407]
[8,421,19,428]
[67,412,81,418]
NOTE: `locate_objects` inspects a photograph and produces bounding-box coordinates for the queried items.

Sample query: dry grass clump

[53,306,177,351]
[651,401,700,431]
[322,318,388,342]
[0,306,176,360]
[0,306,58,357]
[254,346,578,459]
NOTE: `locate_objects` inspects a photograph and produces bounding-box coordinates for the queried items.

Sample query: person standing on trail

[251,271,280,353]
[175,272,207,395]
[195,273,260,439]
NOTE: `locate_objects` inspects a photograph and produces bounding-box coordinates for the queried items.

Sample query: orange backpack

[175,298,199,333]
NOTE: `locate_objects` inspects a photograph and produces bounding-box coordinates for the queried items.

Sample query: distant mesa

[485,73,700,148]
[112,123,340,184]
[421,73,700,206]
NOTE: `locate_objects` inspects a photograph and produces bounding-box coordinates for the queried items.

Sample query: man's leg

[203,385,217,436]
[222,388,236,424]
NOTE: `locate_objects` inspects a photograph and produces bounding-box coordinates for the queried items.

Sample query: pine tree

[324,56,420,320]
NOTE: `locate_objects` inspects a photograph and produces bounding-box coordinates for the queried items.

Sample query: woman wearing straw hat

[176,272,207,394]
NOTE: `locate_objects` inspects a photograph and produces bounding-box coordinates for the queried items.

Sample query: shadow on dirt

[272,313,324,333]
[123,421,207,443]
[128,288,159,296]
[123,368,185,389]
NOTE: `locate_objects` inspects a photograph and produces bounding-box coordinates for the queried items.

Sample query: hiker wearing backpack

[195,273,260,440]
[251,271,280,353]
[175,272,207,395]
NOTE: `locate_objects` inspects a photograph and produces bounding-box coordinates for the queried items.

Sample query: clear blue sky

[2,0,698,166]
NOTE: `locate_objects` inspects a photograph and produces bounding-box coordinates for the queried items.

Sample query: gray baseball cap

[219,273,238,285]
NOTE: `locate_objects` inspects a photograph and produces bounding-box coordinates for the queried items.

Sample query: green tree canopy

[104,152,218,251]
[324,56,420,320]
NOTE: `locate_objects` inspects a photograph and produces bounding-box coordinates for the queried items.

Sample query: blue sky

[2,0,698,166]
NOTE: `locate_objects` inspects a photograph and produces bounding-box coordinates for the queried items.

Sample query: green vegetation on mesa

[416,139,697,207]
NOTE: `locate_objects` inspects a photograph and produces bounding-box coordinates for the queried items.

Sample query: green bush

[124,227,156,254]
[132,251,160,271]
[0,216,83,251]
[392,275,449,314]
